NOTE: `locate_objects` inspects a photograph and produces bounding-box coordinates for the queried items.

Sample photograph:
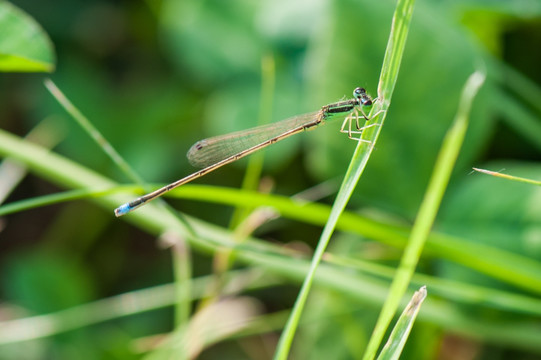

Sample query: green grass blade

[364,71,486,360]
[3,170,541,296]
[472,167,541,186]
[0,188,116,216]
[273,0,416,358]
[325,253,541,316]
[160,232,193,331]
[376,286,427,360]
[44,79,145,185]
[0,269,271,344]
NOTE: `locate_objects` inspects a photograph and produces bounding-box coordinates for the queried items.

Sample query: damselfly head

[353,87,372,106]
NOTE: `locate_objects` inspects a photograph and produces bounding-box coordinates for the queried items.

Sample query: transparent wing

[187,111,321,168]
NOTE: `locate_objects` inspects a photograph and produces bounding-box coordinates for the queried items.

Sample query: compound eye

[353,87,366,98]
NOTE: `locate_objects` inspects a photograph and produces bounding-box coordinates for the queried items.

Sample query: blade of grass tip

[363,70,486,360]
[376,286,427,360]
[273,0,416,357]
[472,168,541,186]
[43,79,144,185]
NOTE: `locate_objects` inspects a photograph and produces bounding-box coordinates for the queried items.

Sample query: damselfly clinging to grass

[115,87,379,217]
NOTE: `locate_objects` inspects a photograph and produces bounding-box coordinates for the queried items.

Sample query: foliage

[0,0,541,359]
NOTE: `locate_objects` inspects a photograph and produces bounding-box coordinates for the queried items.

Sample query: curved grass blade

[364,71,486,360]
[44,79,145,185]
[273,0,416,357]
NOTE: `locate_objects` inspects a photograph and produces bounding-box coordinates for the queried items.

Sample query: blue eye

[353,87,366,98]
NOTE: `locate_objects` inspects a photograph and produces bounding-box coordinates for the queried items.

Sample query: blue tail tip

[114,203,131,217]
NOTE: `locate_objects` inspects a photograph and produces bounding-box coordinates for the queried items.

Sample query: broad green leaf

[0,1,55,72]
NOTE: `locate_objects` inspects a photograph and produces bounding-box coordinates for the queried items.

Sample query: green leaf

[0,1,55,72]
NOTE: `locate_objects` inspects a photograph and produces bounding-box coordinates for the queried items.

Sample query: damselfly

[115,87,378,216]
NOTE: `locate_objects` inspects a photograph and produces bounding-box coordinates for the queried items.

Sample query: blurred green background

[1,0,541,359]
